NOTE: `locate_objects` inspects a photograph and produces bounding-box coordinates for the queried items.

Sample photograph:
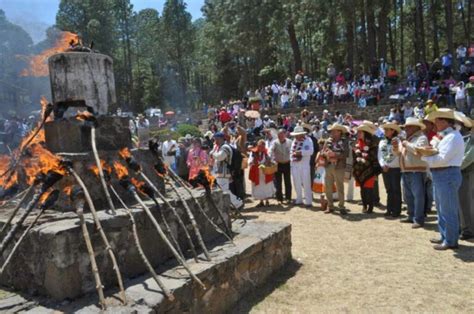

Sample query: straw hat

[204,131,213,138]
[381,122,401,133]
[403,117,426,130]
[301,123,313,131]
[290,125,307,136]
[426,108,456,122]
[454,111,473,128]
[328,123,348,133]
[426,99,434,105]
[361,120,377,130]
[356,124,376,135]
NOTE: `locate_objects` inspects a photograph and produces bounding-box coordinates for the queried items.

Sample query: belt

[431,166,460,171]
[277,161,290,164]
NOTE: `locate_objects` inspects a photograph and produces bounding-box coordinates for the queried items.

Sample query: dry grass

[233,180,474,313]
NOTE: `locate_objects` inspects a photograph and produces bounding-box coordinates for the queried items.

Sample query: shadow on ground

[229,258,302,314]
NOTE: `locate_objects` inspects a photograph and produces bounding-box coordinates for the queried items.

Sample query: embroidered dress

[248,150,275,200]
[353,138,381,188]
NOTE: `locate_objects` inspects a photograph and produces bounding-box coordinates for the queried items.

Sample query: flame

[119,147,132,160]
[89,160,112,177]
[113,161,129,179]
[76,110,94,121]
[39,189,52,204]
[63,186,72,196]
[40,96,53,123]
[131,178,146,194]
[19,31,79,77]
[201,168,215,188]
[21,143,66,185]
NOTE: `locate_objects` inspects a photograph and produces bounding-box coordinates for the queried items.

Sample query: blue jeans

[431,167,462,246]
[402,172,426,224]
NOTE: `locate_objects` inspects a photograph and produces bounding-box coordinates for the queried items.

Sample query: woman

[187,138,209,180]
[378,122,402,217]
[353,124,382,213]
[248,140,275,207]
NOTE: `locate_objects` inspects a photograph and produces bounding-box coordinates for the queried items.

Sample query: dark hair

[438,118,455,126]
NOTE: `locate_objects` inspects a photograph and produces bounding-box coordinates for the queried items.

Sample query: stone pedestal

[0,189,231,300]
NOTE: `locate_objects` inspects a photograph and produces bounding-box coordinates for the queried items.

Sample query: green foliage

[175,123,201,138]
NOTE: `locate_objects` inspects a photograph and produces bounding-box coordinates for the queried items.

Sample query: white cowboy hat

[328,123,349,133]
[361,120,377,130]
[381,122,401,133]
[454,111,473,128]
[356,124,376,135]
[427,109,472,128]
[403,117,426,130]
[290,125,307,136]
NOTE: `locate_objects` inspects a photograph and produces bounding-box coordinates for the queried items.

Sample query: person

[161,134,177,167]
[456,44,467,69]
[290,125,314,207]
[421,109,465,250]
[210,132,244,209]
[453,81,466,112]
[459,118,474,240]
[424,99,438,116]
[271,129,292,204]
[353,124,381,214]
[303,124,319,183]
[249,140,275,207]
[320,123,349,214]
[378,122,402,217]
[187,138,209,180]
[441,50,453,77]
[465,76,474,115]
[174,137,190,181]
[136,114,150,148]
[271,81,280,106]
[394,117,428,228]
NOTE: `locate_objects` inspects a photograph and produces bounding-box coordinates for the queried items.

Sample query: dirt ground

[233,179,474,313]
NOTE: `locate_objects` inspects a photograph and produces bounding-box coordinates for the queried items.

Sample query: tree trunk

[377,0,389,60]
[344,0,355,69]
[389,0,397,68]
[365,0,377,63]
[399,0,405,73]
[430,0,440,60]
[416,0,427,63]
[287,21,302,72]
[459,0,469,44]
[445,0,454,63]
[468,0,473,42]
[360,0,369,72]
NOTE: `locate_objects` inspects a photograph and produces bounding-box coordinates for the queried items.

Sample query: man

[271,129,292,204]
[161,134,177,167]
[441,50,453,77]
[271,81,280,106]
[321,123,349,215]
[424,99,438,116]
[174,137,190,181]
[421,109,465,250]
[465,76,474,115]
[290,125,314,207]
[263,128,276,150]
[393,117,428,228]
[459,118,474,240]
[303,124,319,183]
[210,132,244,209]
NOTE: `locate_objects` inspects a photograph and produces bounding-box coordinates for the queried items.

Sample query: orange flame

[119,147,132,160]
[39,189,52,204]
[76,110,94,121]
[19,31,79,77]
[131,178,146,195]
[201,168,215,188]
[89,160,112,177]
[63,186,73,196]
[113,161,129,179]
[21,143,66,185]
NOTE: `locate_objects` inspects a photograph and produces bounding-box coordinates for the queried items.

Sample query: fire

[63,186,72,196]
[40,96,53,123]
[89,160,112,177]
[201,168,215,188]
[113,161,129,179]
[39,189,52,204]
[19,31,79,77]
[21,143,66,185]
[131,178,146,194]
[119,147,132,160]
[76,110,94,121]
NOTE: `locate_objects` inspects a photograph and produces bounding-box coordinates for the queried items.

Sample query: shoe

[304,204,312,209]
[292,200,303,206]
[400,217,413,223]
[362,205,367,213]
[366,206,374,214]
[265,200,270,207]
[339,208,348,215]
[256,202,264,208]
[460,234,473,240]
[433,243,458,251]
[430,238,443,244]
[412,223,424,229]
[384,211,391,216]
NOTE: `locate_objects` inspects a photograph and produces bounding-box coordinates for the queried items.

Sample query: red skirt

[355,176,376,188]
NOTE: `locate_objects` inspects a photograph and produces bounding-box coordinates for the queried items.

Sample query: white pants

[346,177,355,201]
[291,164,312,205]
[216,177,243,209]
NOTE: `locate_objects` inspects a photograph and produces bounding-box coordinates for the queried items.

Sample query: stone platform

[0,189,230,300]
[0,220,292,313]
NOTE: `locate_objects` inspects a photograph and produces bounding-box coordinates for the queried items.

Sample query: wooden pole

[68,168,127,305]
[0,185,34,237]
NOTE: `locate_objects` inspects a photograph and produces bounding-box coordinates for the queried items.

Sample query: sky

[0,0,204,24]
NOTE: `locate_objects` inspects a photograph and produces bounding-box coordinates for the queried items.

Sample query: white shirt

[378,139,400,168]
[290,136,314,167]
[299,91,308,101]
[162,140,177,166]
[271,84,280,94]
[421,128,465,168]
[281,94,289,103]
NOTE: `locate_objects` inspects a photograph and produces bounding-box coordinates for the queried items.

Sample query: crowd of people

[157,89,473,252]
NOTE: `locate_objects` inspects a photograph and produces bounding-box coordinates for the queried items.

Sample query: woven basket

[261,163,277,175]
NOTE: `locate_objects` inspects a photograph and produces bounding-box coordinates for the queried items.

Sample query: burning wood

[19,31,79,77]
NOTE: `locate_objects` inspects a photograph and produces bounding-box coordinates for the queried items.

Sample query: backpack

[223,144,243,176]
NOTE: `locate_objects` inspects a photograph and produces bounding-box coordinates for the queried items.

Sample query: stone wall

[0,189,231,300]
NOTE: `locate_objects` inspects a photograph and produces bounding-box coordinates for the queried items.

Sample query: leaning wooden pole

[68,168,127,305]
[0,185,34,237]
[109,184,175,301]
[91,127,116,214]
